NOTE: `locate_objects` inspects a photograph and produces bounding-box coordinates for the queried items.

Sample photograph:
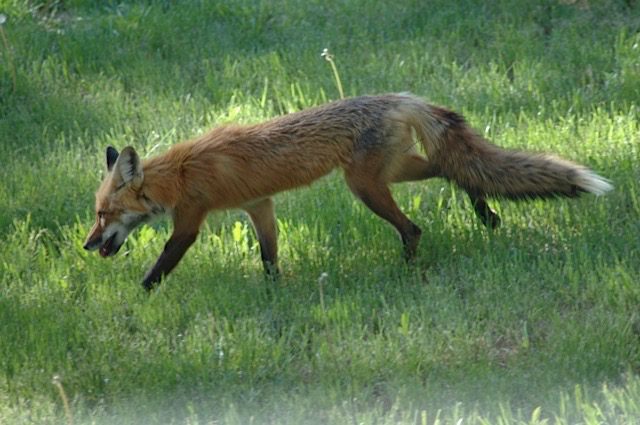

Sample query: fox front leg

[243,197,280,277]
[142,232,199,290]
[142,207,206,290]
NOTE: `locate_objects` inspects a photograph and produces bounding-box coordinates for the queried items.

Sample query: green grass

[1,0,639,423]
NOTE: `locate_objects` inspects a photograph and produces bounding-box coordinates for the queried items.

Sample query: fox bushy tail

[399,95,613,201]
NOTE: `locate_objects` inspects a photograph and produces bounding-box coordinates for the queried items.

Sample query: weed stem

[52,375,74,425]
[321,48,344,100]
[0,14,17,93]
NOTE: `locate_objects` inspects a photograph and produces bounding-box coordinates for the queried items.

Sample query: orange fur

[84,93,612,289]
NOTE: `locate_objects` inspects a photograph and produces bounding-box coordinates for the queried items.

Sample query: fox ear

[116,146,143,188]
[106,146,119,171]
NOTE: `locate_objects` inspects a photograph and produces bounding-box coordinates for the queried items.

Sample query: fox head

[84,146,161,257]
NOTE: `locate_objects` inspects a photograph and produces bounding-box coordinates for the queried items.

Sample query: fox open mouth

[99,233,121,257]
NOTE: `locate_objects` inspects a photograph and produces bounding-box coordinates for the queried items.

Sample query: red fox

[83,93,612,289]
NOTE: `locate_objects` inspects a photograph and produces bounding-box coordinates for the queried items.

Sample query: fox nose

[83,236,100,251]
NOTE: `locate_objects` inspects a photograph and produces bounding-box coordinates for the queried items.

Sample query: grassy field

[1,0,639,423]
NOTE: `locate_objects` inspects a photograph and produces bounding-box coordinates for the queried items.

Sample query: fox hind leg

[390,153,501,229]
[468,192,501,229]
[389,154,441,183]
[345,167,422,261]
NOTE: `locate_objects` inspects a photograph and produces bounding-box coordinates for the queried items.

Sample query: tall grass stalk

[0,14,16,92]
[322,48,345,99]
[52,375,73,425]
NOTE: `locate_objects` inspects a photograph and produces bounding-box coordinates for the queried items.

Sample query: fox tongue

[99,234,115,257]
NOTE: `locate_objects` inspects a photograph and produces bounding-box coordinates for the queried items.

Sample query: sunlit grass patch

[1,0,639,423]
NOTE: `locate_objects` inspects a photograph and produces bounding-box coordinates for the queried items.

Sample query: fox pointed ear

[106,146,119,171]
[116,146,143,188]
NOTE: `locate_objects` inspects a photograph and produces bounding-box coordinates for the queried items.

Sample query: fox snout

[83,224,125,258]
[83,234,101,251]
[83,222,103,251]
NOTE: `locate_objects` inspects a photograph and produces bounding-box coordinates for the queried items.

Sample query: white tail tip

[577,170,614,195]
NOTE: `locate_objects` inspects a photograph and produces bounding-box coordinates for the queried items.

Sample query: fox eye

[97,210,109,227]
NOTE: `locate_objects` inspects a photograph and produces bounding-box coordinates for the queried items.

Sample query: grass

[1,0,639,423]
